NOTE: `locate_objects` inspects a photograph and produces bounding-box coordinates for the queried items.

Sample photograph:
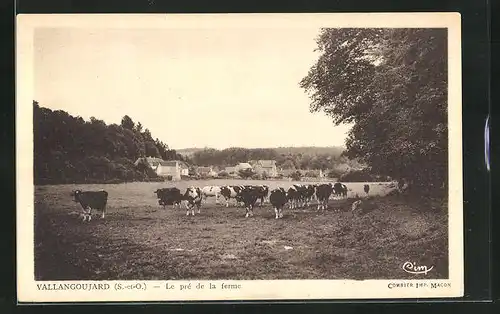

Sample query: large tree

[300,28,447,189]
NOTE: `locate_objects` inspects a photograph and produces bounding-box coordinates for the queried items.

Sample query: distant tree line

[190,147,362,172]
[33,101,187,184]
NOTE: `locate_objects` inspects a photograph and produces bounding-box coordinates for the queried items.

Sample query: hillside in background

[177,146,344,158]
[33,101,187,185]
[176,148,206,157]
[273,146,344,157]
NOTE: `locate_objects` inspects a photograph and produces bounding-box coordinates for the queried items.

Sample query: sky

[34,27,352,150]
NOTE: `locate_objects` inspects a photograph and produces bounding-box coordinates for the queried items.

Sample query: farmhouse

[141,156,164,168]
[177,161,190,176]
[156,160,182,180]
[252,160,278,177]
[134,157,189,180]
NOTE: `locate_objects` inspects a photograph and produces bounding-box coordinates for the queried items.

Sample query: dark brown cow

[71,190,109,222]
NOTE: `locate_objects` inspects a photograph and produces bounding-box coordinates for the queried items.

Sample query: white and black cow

[71,190,109,222]
[269,187,287,219]
[220,185,243,207]
[154,187,184,209]
[315,183,333,210]
[287,184,309,209]
[303,184,317,206]
[332,182,347,199]
[200,186,222,204]
[183,187,203,216]
[255,185,269,206]
[341,183,348,197]
[286,184,300,209]
[236,186,261,218]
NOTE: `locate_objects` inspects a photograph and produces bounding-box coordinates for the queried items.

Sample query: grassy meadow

[34,179,448,281]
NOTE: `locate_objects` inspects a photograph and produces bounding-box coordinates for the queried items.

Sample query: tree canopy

[189,146,351,171]
[300,28,447,189]
[34,101,186,184]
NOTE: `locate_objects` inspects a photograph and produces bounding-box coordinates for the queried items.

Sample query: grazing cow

[286,185,300,209]
[341,183,348,197]
[315,183,333,210]
[364,184,370,196]
[71,190,108,222]
[303,184,317,206]
[236,186,261,218]
[286,184,309,209]
[269,188,288,219]
[184,187,203,216]
[154,187,184,209]
[220,185,244,207]
[333,183,348,198]
[255,185,269,206]
[200,186,222,204]
[332,182,345,199]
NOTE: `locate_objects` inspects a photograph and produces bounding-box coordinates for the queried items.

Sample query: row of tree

[34,101,186,184]
[300,28,448,191]
[190,147,362,171]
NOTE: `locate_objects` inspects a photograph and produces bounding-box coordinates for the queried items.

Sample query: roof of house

[159,161,178,167]
[134,156,163,167]
[258,160,276,168]
[146,156,163,163]
[176,160,189,169]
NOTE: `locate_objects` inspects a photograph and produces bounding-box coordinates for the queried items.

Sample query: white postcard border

[16,13,463,302]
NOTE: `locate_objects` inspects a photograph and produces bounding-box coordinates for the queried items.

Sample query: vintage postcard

[16,13,463,302]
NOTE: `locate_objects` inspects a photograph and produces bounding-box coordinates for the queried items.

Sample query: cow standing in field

[286,185,300,209]
[341,183,348,198]
[184,187,203,216]
[332,182,345,199]
[287,184,309,209]
[200,186,222,205]
[269,187,288,219]
[71,190,109,222]
[220,185,243,207]
[364,184,370,196]
[154,187,184,209]
[236,186,261,218]
[333,182,348,198]
[303,184,317,206]
[315,183,333,210]
[255,185,269,206]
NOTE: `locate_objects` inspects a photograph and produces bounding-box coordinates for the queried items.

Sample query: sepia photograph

[17,13,463,302]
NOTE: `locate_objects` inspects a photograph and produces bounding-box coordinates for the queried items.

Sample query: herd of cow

[71,182,371,222]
